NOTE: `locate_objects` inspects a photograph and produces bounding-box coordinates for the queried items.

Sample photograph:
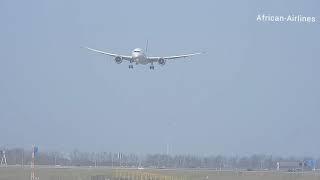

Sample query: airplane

[84,43,202,69]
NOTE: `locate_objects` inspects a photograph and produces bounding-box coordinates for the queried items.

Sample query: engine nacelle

[114,56,123,64]
[158,58,166,65]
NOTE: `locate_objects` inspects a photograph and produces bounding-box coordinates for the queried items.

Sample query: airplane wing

[84,47,132,61]
[147,52,202,62]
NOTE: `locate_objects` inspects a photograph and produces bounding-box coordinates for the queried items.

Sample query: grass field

[1,167,320,180]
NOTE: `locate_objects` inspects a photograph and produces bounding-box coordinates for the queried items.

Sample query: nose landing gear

[150,62,155,70]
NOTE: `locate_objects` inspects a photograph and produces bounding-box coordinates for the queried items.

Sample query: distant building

[277,160,316,171]
[277,161,302,171]
[304,160,317,171]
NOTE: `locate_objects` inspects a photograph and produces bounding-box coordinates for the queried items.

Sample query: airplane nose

[132,52,142,59]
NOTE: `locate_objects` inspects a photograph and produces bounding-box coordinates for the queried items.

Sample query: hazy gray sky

[0,0,319,156]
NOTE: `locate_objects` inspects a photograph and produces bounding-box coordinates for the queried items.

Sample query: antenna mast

[30,145,39,180]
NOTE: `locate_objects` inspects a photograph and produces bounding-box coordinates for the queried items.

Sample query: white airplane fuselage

[131,48,148,65]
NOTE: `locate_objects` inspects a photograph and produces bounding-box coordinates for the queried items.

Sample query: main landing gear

[150,62,155,70]
[129,59,134,69]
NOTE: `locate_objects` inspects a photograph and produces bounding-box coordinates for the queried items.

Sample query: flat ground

[0,166,320,180]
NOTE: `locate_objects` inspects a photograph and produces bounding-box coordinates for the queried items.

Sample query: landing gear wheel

[150,66,154,70]
[129,65,133,69]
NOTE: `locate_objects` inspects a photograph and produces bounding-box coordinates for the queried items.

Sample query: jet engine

[158,58,166,65]
[114,56,123,64]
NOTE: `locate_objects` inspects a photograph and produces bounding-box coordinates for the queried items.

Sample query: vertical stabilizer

[145,40,149,55]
